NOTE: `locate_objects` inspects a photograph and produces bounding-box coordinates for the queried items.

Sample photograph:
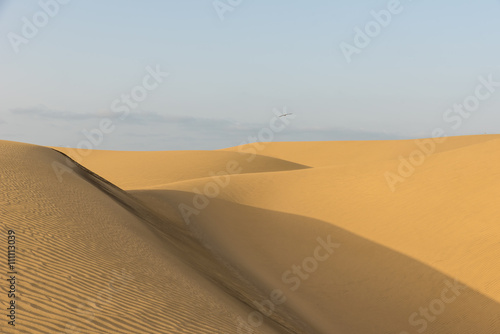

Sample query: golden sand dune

[1,141,308,334]
[2,135,500,333]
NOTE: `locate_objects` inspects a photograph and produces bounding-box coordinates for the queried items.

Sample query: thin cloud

[10,105,101,120]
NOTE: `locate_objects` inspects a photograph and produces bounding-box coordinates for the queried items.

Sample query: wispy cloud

[10,105,100,121]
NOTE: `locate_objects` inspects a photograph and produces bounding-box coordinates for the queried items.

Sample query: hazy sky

[1,0,500,150]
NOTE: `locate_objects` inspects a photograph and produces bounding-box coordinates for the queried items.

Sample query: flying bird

[279,111,293,118]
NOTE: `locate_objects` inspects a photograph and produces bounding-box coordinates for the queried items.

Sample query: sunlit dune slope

[1,140,309,334]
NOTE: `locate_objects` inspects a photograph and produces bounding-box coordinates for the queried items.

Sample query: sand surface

[2,135,500,333]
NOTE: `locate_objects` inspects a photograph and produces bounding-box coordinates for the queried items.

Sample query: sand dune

[2,135,500,333]
[1,141,306,334]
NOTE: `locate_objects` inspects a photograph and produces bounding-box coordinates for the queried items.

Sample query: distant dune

[2,135,500,333]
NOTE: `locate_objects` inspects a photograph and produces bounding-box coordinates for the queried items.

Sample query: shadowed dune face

[132,190,500,334]
[3,135,500,333]
[156,138,500,304]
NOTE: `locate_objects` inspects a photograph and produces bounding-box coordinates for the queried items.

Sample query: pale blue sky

[1,0,500,150]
